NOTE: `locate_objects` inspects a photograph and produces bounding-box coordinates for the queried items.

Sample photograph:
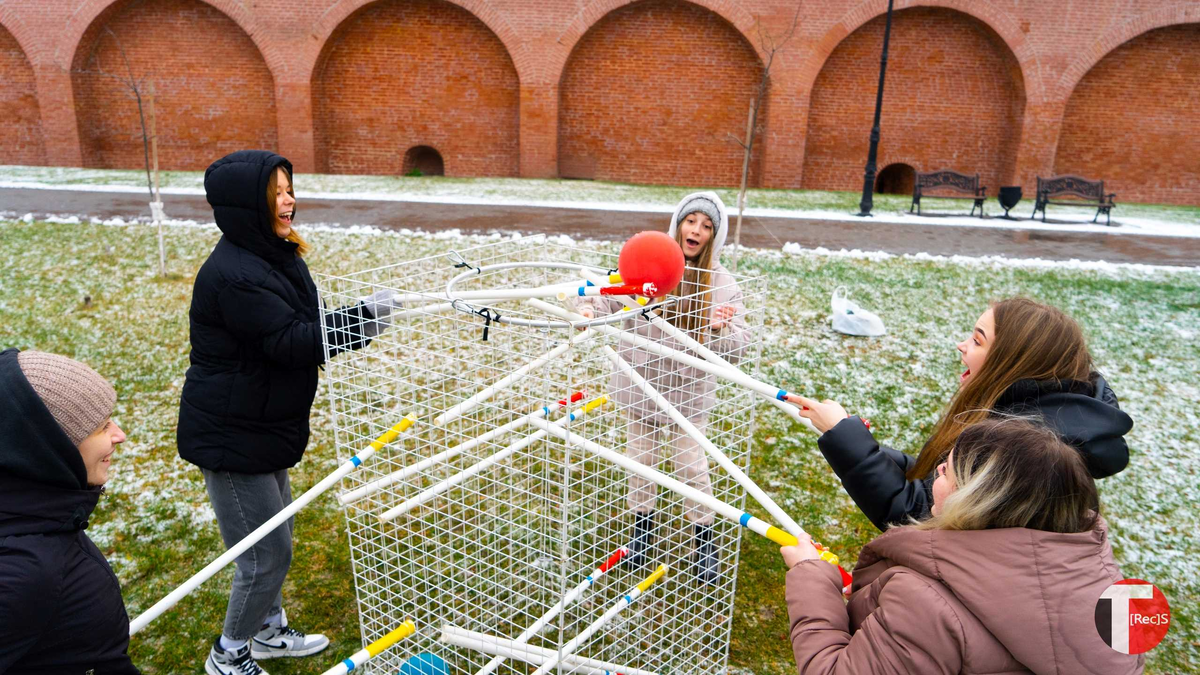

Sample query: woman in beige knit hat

[0,347,138,674]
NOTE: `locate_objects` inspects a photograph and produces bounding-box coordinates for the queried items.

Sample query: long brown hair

[915,418,1099,533]
[266,166,311,257]
[661,216,715,339]
[907,297,1093,480]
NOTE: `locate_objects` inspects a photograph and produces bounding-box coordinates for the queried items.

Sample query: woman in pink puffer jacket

[576,191,749,584]
[781,418,1144,675]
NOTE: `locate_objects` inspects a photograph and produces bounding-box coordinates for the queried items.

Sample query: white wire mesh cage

[314,235,766,675]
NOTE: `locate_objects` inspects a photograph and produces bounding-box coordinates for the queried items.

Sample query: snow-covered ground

[4,165,1199,239]
[2,217,1196,672]
[24,211,1199,275]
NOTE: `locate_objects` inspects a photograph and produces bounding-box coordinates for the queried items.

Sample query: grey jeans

[202,468,294,640]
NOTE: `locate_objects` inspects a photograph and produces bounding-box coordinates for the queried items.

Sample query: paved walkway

[1,187,1196,266]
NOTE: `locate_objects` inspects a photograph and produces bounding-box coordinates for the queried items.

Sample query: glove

[362,289,399,338]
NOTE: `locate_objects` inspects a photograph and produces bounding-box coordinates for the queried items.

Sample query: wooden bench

[910,170,986,217]
[1032,175,1116,225]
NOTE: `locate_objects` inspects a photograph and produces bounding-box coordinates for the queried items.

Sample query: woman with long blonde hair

[780,418,1143,674]
[576,191,748,583]
[788,297,1132,530]
[178,151,396,675]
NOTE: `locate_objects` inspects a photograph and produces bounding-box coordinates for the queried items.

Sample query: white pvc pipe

[381,396,608,522]
[602,346,804,539]
[577,270,812,429]
[319,620,416,675]
[529,564,667,675]
[527,298,814,432]
[394,282,583,306]
[390,297,505,321]
[558,282,656,300]
[525,416,798,549]
[434,327,593,427]
[441,626,660,675]
[129,416,417,636]
[340,394,581,505]
[473,547,628,675]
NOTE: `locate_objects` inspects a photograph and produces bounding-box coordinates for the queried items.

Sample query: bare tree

[726,7,801,271]
[71,27,168,276]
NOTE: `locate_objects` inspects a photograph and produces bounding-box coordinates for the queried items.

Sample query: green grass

[1,219,1197,673]
[3,164,1199,225]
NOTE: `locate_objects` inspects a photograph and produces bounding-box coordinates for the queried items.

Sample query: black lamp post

[857,0,896,217]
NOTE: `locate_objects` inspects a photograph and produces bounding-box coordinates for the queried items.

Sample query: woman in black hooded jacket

[177,151,394,675]
[787,297,1132,531]
[0,349,136,674]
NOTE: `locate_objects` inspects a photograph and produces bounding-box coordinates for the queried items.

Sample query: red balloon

[617,231,685,298]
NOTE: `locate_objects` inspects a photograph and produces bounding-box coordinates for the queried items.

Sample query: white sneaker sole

[251,639,330,660]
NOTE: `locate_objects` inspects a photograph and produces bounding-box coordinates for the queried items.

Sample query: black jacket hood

[0,348,89,490]
[204,150,297,264]
[0,348,101,536]
[818,371,1133,531]
[993,371,1133,478]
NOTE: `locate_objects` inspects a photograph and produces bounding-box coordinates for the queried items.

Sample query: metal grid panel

[314,235,765,675]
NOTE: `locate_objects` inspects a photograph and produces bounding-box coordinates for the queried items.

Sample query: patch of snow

[4,177,1197,239]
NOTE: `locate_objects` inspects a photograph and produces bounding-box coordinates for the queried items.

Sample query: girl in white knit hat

[575,192,749,583]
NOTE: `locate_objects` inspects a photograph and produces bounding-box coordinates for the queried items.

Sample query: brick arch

[1056,5,1200,100]
[801,6,1028,193]
[0,5,44,66]
[557,0,766,187]
[311,0,520,177]
[70,0,278,170]
[547,0,762,86]
[806,0,1040,104]
[57,0,283,76]
[1054,23,1200,206]
[0,22,47,164]
[306,0,528,84]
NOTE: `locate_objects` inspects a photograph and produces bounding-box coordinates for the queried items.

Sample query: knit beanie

[17,351,116,446]
[675,196,721,231]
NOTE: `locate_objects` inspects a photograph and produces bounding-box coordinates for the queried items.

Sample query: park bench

[910,170,986,217]
[1032,175,1116,225]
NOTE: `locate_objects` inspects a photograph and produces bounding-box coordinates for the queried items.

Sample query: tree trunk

[147,81,166,277]
[731,97,756,272]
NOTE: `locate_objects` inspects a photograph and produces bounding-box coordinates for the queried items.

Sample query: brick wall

[312,0,520,177]
[801,7,1026,196]
[1055,23,1200,206]
[0,25,45,165]
[70,0,276,171]
[2,0,1198,204]
[557,0,764,187]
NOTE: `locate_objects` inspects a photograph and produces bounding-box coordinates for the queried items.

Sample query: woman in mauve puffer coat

[781,419,1143,675]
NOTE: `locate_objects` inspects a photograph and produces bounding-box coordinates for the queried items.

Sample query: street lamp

[857,0,896,217]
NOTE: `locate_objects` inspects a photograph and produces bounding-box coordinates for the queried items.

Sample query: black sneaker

[692,523,720,584]
[626,511,656,567]
[206,637,267,675]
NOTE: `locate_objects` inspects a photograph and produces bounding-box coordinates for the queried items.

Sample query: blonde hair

[266,166,311,257]
[908,297,1092,480]
[916,418,1099,533]
[661,213,715,340]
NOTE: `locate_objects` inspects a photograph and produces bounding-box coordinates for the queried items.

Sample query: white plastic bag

[831,286,886,337]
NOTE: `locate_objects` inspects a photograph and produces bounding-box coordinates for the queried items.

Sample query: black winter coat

[177,151,372,474]
[817,373,1133,531]
[0,348,140,675]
